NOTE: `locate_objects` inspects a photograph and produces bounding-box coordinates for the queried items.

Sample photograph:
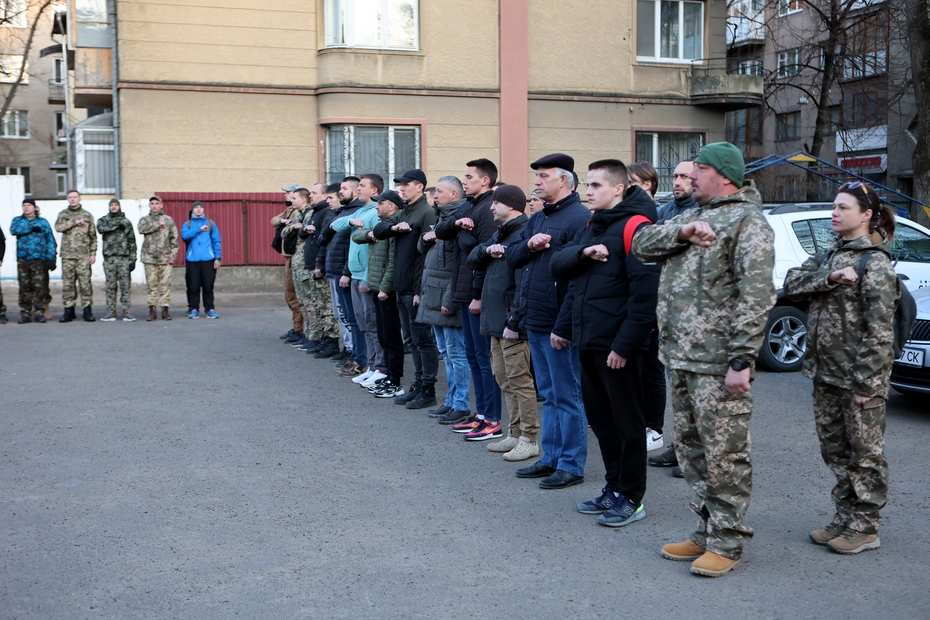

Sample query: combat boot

[18,313,32,324]
[147,306,157,321]
[34,313,47,323]
[313,337,340,358]
[0,314,7,324]
[59,307,75,323]
[690,551,740,577]
[661,539,705,561]
[395,380,421,405]
[162,306,172,320]
[83,306,96,322]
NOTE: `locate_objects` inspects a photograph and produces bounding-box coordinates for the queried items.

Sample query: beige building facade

[63,0,759,198]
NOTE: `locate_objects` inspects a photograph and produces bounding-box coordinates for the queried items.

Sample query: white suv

[761,204,930,372]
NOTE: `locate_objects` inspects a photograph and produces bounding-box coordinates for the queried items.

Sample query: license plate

[897,347,925,368]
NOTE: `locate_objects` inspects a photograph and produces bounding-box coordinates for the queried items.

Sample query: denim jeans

[329,277,352,351]
[461,303,501,421]
[433,325,471,412]
[527,330,587,477]
[335,282,366,366]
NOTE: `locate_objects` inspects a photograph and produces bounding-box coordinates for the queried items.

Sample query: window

[54,111,66,142]
[637,0,704,62]
[56,172,67,196]
[843,81,887,129]
[635,131,704,192]
[776,111,801,140]
[325,0,418,50]
[4,166,31,194]
[324,124,420,185]
[778,0,802,16]
[53,57,65,84]
[726,108,763,145]
[74,0,111,48]
[1,110,28,138]
[891,223,930,264]
[0,0,27,27]
[825,105,841,136]
[738,58,763,76]
[792,219,835,255]
[74,127,115,194]
[777,49,802,78]
[0,54,27,84]
[843,17,888,80]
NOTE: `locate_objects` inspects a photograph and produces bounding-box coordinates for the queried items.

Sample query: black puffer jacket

[416,199,465,327]
[372,194,436,295]
[434,190,497,304]
[549,185,660,357]
[506,191,590,334]
[302,201,336,271]
[322,199,364,278]
[467,214,529,338]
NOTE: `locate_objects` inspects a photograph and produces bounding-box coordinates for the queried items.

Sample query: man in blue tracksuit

[181,200,222,318]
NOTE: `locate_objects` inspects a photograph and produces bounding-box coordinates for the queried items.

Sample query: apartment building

[725,0,917,202]
[1,0,72,199]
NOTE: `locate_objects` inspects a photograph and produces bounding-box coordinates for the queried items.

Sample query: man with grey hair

[507,153,590,488]
[417,175,471,419]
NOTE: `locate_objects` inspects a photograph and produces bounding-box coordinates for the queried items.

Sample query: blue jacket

[10,215,57,261]
[506,191,590,334]
[332,201,378,282]
[181,216,222,262]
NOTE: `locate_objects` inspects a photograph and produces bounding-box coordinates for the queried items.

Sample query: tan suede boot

[162,306,172,320]
[827,529,880,554]
[691,551,740,577]
[809,523,846,546]
[43,304,52,320]
[661,539,705,561]
[147,306,157,322]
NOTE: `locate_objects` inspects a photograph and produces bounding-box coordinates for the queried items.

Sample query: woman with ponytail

[783,181,900,555]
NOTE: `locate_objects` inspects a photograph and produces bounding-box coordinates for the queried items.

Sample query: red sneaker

[465,420,503,442]
[452,415,481,434]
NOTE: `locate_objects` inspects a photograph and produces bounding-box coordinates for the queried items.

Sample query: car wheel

[758,306,807,372]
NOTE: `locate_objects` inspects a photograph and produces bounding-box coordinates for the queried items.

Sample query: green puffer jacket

[783,231,899,398]
[352,211,402,295]
[631,182,776,375]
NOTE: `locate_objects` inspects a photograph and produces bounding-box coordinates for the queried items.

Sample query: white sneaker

[503,440,540,462]
[646,428,664,452]
[487,435,519,453]
[352,368,375,384]
[360,370,387,387]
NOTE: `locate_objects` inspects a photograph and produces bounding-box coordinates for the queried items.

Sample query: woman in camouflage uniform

[784,182,899,555]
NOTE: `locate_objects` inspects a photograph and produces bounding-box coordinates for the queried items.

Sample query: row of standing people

[272,142,899,577]
[0,192,222,324]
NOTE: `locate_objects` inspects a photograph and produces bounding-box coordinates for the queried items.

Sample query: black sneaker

[438,409,471,425]
[284,331,303,344]
[672,467,684,478]
[427,405,452,418]
[576,487,621,515]
[375,382,405,399]
[406,384,437,410]
[648,444,678,468]
[394,381,420,405]
[280,329,294,340]
[367,377,390,394]
[18,313,32,324]
[330,349,351,362]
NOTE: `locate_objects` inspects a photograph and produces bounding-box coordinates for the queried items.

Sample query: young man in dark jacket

[434,158,501,426]
[550,159,660,526]
[467,184,539,456]
[506,153,591,489]
[371,169,439,408]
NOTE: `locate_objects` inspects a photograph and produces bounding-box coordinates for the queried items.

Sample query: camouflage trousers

[61,258,93,308]
[104,257,133,313]
[293,268,338,341]
[292,265,313,336]
[670,369,754,560]
[17,259,49,315]
[813,381,888,535]
[144,263,173,307]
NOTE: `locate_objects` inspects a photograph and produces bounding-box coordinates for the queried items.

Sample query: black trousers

[185,260,216,311]
[579,348,647,505]
[396,292,438,386]
[642,330,667,435]
[373,291,405,384]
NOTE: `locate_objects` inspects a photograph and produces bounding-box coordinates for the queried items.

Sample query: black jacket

[372,194,436,295]
[549,185,660,357]
[467,214,529,338]
[434,190,497,304]
[506,191,591,334]
[322,199,364,278]
[656,194,698,224]
[302,201,336,271]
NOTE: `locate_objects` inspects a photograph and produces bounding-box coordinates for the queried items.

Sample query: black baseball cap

[393,169,427,185]
[373,190,405,210]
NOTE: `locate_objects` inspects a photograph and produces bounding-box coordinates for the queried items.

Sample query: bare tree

[0,0,54,120]
[904,0,930,215]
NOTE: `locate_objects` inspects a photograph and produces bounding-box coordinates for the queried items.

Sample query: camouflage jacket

[137,212,179,264]
[96,211,138,259]
[783,232,898,398]
[271,205,303,257]
[54,205,98,259]
[631,182,776,375]
[282,207,309,266]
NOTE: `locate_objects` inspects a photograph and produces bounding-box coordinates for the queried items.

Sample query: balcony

[48,79,65,105]
[690,59,763,110]
[727,12,765,47]
[51,147,68,169]
[73,48,112,108]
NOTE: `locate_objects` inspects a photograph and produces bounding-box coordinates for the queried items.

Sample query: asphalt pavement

[1,292,928,619]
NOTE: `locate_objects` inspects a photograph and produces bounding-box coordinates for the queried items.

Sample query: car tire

[758,306,808,373]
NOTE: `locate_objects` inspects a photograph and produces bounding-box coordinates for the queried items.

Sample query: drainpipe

[109,0,121,198]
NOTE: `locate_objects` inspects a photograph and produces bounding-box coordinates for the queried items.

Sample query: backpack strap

[623,215,652,257]
[818,248,835,268]
[856,250,877,291]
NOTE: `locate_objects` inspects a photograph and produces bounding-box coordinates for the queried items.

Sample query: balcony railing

[690,58,764,110]
[51,147,68,169]
[48,79,65,104]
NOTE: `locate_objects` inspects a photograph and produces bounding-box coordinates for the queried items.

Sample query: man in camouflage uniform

[273,183,305,342]
[138,195,179,321]
[301,184,340,351]
[283,185,315,348]
[10,199,57,323]
[632,142,776,577]
[96,199,138,322]
[55,190,98,322]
